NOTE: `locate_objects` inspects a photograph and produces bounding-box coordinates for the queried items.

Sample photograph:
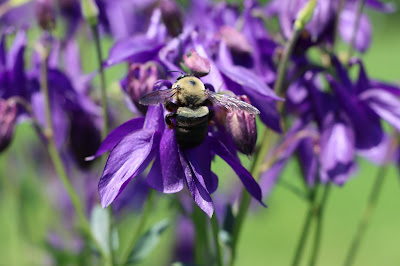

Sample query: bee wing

[205,90,260,114]
[139,88,177,105]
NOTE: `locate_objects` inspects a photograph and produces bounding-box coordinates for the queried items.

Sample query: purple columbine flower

[91,77,265,217]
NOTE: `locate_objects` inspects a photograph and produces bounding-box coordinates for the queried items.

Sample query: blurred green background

[1,1,400,265]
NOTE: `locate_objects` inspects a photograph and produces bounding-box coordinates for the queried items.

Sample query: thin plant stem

[91,24,109,139]
[39,36,108,262]
[211,214,223,266]
[121,189,155,265]
[346,0,366,62]
[229,127,275,266]
[192,205,208,265]
[309,184,332,266]
[229,27,302,266]
[291,186,318,266]
[343,165,389,266]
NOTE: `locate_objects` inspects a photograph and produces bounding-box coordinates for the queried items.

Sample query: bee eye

[189,80,196,86]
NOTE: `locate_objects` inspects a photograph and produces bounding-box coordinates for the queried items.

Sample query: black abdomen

[175,107,209,148]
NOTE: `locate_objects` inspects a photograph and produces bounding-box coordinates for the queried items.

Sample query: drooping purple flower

[225,95,257,156]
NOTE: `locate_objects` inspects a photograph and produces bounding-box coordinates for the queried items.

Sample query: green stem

[343,165,388,266]
[346,0,366,61]
[121,189,155,265]
[229,26,303,266]
[229,127,274,266]
[274,28,302,96]
[309,184,332,266]
[291,186,318,266]
[211,214,223,266]
[39,37,108,261]
[193,205,208,265]
[91,24,109,139]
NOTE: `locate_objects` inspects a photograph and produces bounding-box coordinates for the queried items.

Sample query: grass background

[1,1,400,265]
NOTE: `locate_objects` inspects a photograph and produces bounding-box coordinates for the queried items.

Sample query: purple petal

[104,35,164,67]
[366,0,396,13]
[339,6,371,53]
[369,80,400,96]
[144,104,165,133]
[188,138,218,194]
[298,138,318,187]
[31,92,69,149]
[358,134,392,165]
[179,149,214,218]
[327,76,383,149]
[209,136,264,205]
[221,74,282,132]
[218,63,283,101]
[87,117,145,160]
[99,129,160,207]
[319,113,356,184]
[360,89,400,131]
[147,128,185,193]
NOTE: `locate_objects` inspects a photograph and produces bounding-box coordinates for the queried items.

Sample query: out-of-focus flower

[123,62,163,114]
[160,0,183,37]
[35,0,56,31]
[226,95,257,156]
[318,112,356,185]
[0,99,17,152]
[183,49,211,78]
[267,0,396,52]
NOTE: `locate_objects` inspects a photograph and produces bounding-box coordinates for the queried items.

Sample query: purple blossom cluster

[1,0,399,264]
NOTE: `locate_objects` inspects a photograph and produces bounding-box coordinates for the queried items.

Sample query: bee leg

[208,109,215,125]
[165,101,179,112]
[203,99,213,107]
[165,113,177,129]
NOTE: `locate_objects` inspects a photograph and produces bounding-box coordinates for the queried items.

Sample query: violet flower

[91,82,264,217]
[267,0,396,52]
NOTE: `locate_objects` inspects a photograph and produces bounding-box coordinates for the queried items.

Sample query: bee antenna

[167,70,185,74]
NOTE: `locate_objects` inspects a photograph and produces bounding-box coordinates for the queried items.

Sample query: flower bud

[81,0,99,26]
[0,99,17,153]
[35,0,56,31]
[160,0,183,37]
[219,26,252,54]
[183,49,211,78]
[126,62,161,114]
[226,95,257,156]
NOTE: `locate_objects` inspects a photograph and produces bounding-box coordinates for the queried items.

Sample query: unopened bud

[0,99,17,152]
[126,62,161,114]
[81,0,99,26]
[219,26,253,54]
[160,0,183,37]
[294,0,317,31]
[35,0,56,31]
[226,95,257,156]
[183,49,211,78]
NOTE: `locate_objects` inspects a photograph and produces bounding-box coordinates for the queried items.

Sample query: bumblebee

[139,75,259,148]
